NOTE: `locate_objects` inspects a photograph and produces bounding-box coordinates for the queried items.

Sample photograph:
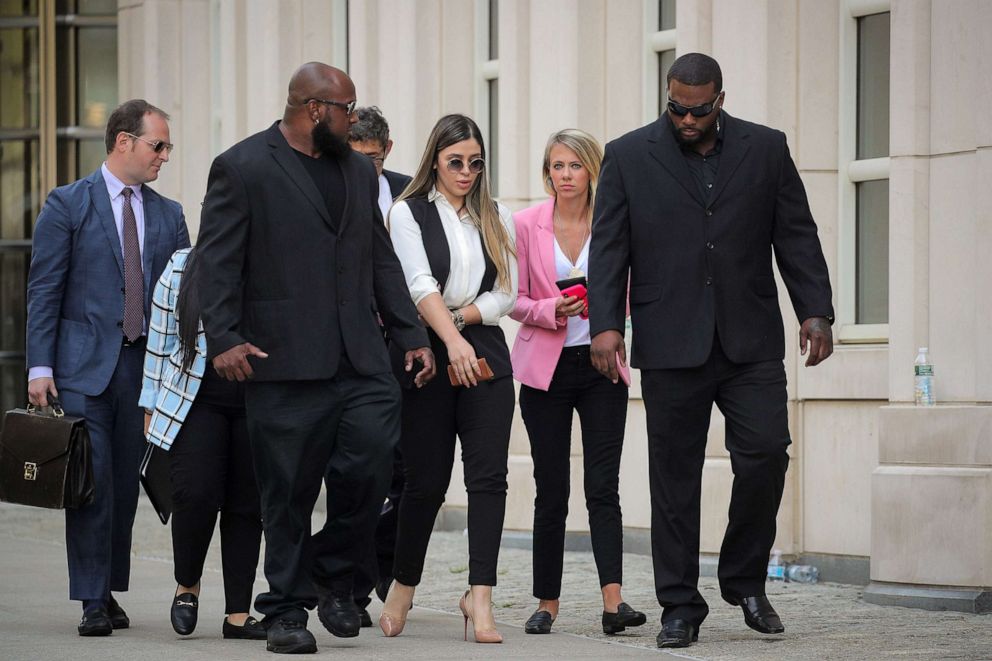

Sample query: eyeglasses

[666,93,722,118]
[308,98,357,115]
[445,157,485,174]
[124,132,174,154]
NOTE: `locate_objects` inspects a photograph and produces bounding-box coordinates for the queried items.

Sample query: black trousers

[640,335,790,629]
[169,365,261,614]
[518,345,628,600]
[392,372,514,587]
[346,446,404,607]
[245,363,399,623]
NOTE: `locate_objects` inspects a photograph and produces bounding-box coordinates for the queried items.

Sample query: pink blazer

[509,198,631,391]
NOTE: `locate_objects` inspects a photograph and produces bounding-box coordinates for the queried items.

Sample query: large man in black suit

[589,53,834,649]
[197,63,433,655]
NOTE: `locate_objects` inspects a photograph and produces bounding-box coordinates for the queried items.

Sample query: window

[476,0,498,195]
[645,0,677,121]
[838,1,889,341]
[0,0,117,412]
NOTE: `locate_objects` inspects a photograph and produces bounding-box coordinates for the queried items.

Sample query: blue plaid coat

[138,248,205,450]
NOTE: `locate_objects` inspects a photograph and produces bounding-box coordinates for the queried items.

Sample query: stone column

[865,0,991,613]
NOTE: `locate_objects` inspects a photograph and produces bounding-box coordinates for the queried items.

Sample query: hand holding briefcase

[0,400,94,509]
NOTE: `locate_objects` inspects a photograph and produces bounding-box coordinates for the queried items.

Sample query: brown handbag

[0,401,94,509]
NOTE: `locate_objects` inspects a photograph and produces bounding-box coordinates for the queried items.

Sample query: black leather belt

[122,336,147,348]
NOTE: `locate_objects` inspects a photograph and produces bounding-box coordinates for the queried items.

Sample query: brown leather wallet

[447,357,494,386]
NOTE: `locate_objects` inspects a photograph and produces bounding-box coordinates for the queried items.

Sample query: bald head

[286,62,353,110]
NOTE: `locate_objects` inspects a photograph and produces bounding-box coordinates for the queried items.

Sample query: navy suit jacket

[27,168,190,396]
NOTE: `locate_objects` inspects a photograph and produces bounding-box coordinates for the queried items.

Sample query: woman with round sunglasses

[509,129,645,636]
[139,247,265,640]
[380,114,516,644]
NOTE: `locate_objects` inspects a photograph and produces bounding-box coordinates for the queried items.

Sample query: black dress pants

[392,372,514,587]
[518,345,628,600]
[245,362,400,623]
[169,364,261,614]
[640,335,790,629]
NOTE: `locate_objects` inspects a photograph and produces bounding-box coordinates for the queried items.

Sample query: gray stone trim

[864,581,992,614]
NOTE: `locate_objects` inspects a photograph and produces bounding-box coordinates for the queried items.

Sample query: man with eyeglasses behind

[588,52,835,649]
[26,99,189,636]
[336,106,412,627]
[196,63,433,654]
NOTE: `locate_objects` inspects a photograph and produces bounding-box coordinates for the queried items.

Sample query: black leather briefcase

[0,402,94,509]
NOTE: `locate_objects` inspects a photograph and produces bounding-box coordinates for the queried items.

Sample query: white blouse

[554,235,591,347]
[389,187,517,326]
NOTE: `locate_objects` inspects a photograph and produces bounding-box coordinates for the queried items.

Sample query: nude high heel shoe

[378,585,413,637]
[458,589,503,644]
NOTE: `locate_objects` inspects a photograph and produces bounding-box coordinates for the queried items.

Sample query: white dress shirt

[377,174,394,220]
[28,163,145,382]
[388,187,517,325]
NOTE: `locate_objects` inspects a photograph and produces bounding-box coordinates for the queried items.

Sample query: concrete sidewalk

[1,499,990,660]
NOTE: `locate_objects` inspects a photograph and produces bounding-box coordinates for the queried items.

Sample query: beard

[312,120,351,159]
[672,120,717,146]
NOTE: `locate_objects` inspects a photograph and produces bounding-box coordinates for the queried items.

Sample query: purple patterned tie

[121,187,144,342]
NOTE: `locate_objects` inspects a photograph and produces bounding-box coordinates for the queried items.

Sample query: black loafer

[267,619,317,654]
[171,592,199,635]
[602,602,647,634]
[524,609,554,634]
[357,606,373,628]
[724,594,785,634]
[107,596,129,630]
[223,615,268,640]
[316,590,360,638]
[657,619,698,648]
[78,606,113,636]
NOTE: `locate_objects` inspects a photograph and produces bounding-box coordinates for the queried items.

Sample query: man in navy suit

[27,99,190,636]
[340,106,412,625]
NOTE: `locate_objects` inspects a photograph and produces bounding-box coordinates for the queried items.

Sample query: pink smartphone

[616,352,631,387]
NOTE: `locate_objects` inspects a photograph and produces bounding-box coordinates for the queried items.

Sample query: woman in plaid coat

[138,247,265,640]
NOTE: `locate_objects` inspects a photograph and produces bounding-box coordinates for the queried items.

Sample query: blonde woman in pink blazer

[510,129,644,637]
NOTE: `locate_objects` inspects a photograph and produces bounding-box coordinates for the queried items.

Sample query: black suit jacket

[589,112,833,369]
[383,169,412,200]
[197,121,427,381]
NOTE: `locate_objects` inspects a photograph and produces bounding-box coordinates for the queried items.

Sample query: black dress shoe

[656,619,698,648]
[171,592,199,635]
[357,606,373,628]
[107,595,129,630]
[602,602,647,634]
[725,594,785,634]
[267,619,317,654]
[524,609,554,634]
[223,615,268,640]
[78,606,113,636]
[316,591,360,638]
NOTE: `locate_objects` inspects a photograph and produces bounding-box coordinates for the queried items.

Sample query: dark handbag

[0,401,94,509]
[139,442,172,525]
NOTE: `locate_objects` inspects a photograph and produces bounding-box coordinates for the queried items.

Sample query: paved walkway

[1,499,990,660]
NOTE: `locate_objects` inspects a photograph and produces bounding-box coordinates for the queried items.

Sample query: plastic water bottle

[785,564,820,584]
[914,347,935,406]
[766,549,784,581]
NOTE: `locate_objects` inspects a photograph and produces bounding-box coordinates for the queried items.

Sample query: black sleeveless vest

[389,196,511,387]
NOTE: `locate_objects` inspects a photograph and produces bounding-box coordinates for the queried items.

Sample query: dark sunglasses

[308,98,357,115]
[445,157,485,174]
[666,93,722,118]
[124,132,174,154]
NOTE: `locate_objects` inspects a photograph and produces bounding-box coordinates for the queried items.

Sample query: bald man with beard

[197,62,434,654]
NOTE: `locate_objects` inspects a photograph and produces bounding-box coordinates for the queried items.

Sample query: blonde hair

[395,114,515,292]
[542,128,604,222]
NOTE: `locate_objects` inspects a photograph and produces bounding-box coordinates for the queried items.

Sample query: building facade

[1,0,988,611]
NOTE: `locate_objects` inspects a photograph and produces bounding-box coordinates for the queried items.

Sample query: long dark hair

[175,248,201,373]
[393,114,515,292]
